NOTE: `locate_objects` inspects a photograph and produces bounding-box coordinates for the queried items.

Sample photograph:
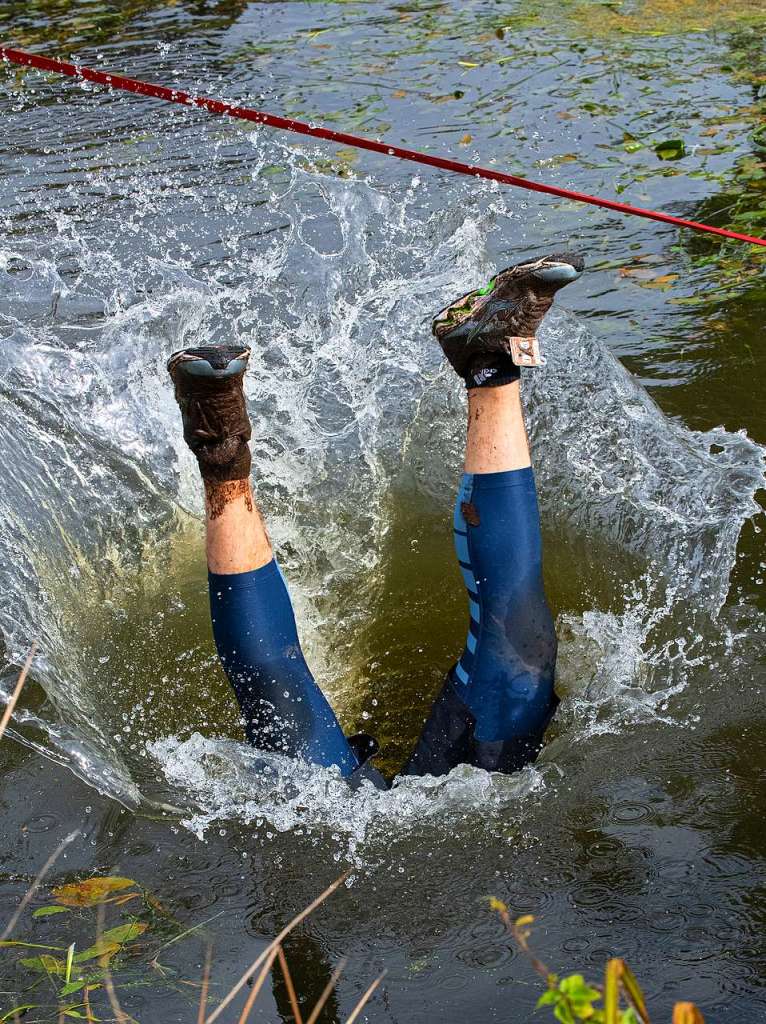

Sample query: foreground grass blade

[236,945,280,1024]
[344,971,387,1024]
[305,958,347,1024]
[0,643,37,743]
[620,960,649,1023]
[1,831,80,941]
[604,959,620,1024]
[197,945,213,1024]
[673,1003,705,1024]
[277,946,304,1024]
[205,872,349,1024]
[604,958,650,1024]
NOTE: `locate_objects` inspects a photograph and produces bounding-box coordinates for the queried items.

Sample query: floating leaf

[0,940,65,950]
[458,61,479,68]
[72,922,146,966]
[623,139,644,153]
[459,134,472,145]
[0,1007,38,1021]
[641,273,679,289]
[33,906,71,918]
[101,922,147,945]
[59,980,86,997]
[654,138,686,160]
[19,954,65,975]
[73,941,119,965]
[618,266,659,280]
[53,878,137,907]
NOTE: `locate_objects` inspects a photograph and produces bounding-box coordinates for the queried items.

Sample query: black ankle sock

[464,354,520,390]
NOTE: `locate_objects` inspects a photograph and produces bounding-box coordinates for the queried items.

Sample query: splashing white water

[148,731,545,859]
[0,109,764,835]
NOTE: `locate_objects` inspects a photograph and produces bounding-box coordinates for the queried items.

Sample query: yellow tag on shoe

[509,336,543,367]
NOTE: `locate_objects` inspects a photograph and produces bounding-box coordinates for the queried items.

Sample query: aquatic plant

[490,897,705,1024]
[2,653,380,1024]
[0,866,382,1023]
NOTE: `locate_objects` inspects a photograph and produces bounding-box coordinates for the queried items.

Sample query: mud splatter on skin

[204,478,253,520]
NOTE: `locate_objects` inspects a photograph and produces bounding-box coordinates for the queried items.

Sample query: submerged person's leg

[167,347,358,776]
[404,252,583,776]
[205,482,360,774]
[455,384,557,764]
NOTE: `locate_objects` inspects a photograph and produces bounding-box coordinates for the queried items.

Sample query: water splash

[148,732,544,860]
[1,94,764,834]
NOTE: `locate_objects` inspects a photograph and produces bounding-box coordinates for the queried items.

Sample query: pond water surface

[1,2,765,1022]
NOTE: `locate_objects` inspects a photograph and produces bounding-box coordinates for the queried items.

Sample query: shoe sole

[167,345,251,378]
[434,253,584,338]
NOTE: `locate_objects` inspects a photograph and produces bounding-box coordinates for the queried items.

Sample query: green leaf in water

[59,980,86,997]
[100,922,147,945]
[0,940,65,950]
[19,954,66,975]
[32,905,71,918]
[72,941,119,965]
[0,1007,38,1021]
[654,138,686,160]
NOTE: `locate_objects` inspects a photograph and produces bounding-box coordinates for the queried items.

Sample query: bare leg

[204,479,273,574]
[464,381,532,474]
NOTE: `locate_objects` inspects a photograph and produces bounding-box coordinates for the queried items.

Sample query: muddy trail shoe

[432,252,584,389]
[167,345,252,483]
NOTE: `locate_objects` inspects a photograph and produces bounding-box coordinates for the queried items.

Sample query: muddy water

[1,2,765,1022]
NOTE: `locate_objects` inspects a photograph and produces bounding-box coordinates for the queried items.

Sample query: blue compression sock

[208,560,358,776]
[403,466,558,777]
[453,467,558,743]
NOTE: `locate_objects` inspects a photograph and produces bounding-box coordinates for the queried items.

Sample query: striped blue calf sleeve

[453,467,558,744]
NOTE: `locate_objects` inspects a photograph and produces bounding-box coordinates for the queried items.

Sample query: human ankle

[204,478,254,520]
[467,380,521,404]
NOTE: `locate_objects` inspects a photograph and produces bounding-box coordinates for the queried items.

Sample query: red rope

[3,45,765,249]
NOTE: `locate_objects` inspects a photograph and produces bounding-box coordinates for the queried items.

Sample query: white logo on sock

[473,367,497,385]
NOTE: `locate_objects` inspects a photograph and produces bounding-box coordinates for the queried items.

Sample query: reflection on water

[1,2,766,1022]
